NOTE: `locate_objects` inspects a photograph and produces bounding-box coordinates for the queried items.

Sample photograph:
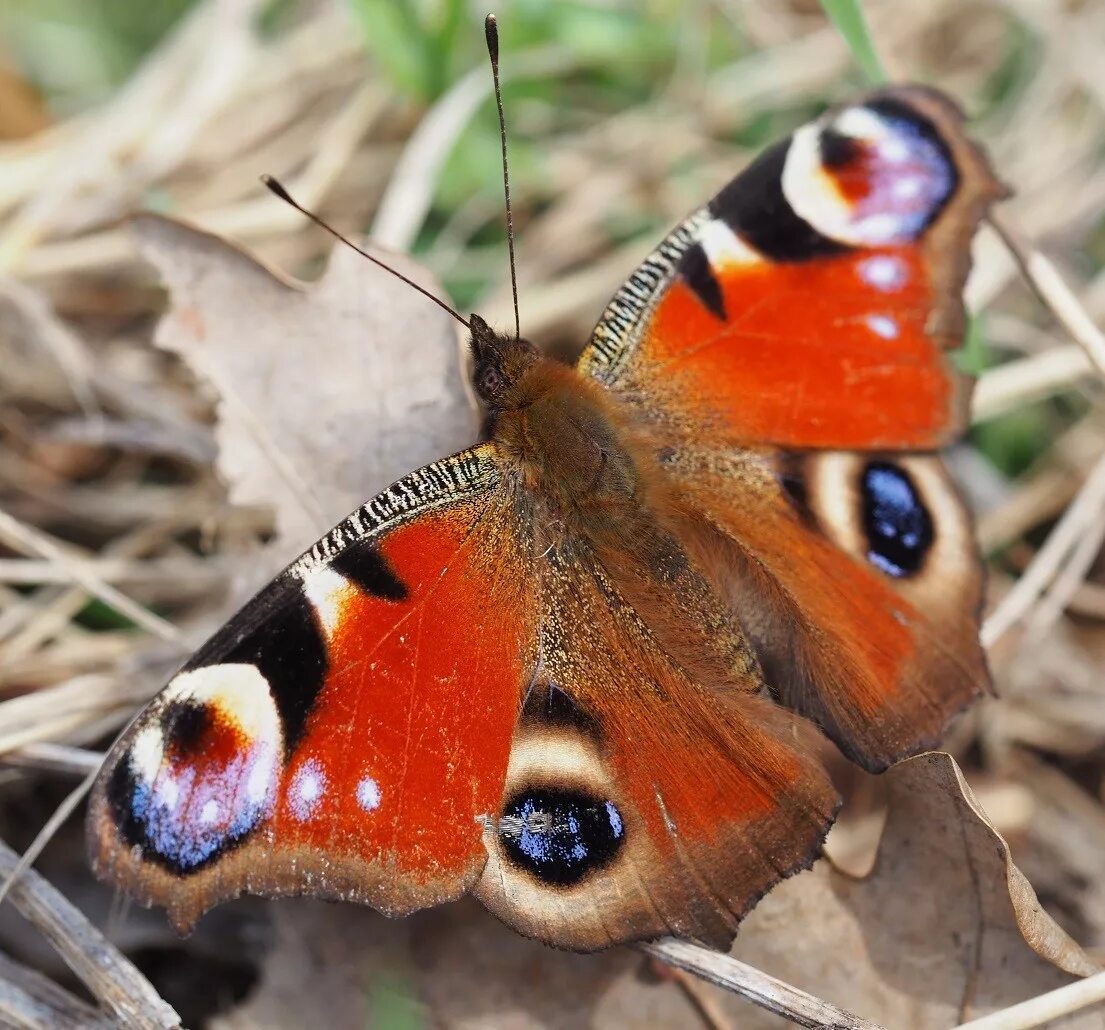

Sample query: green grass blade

[819,0,888,84]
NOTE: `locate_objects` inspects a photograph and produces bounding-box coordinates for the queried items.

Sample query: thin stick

[0,950,113,1028]
[640,939,885,1030]
[260,175,470,331]
[981,450,1105,648]
[1,742,105,776]
[955,970,1105,1029]
[1022,508,1105,643]
[0,838,179,1028]
[0,767,99,910]
[484,14,521,340]
[971,344,1093,424]
[989,210,1105,382]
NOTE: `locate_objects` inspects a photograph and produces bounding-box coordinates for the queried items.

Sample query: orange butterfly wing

[582,87,1003,451]
[88,447,536,931]
[88,445,836,949]
[578,86,1002,770]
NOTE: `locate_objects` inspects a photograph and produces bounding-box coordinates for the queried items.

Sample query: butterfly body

[89,86,1004,950]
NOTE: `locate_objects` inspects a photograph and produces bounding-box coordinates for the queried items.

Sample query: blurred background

[1,0,1105,1027]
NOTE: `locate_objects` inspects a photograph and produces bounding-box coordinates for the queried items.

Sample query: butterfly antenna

[484,13,521,340]
[261,175,471,331]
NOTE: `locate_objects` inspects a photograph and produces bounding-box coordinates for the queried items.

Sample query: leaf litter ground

[3,1,1105,1027]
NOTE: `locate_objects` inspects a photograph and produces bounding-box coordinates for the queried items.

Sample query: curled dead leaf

[730,751,1100,1027]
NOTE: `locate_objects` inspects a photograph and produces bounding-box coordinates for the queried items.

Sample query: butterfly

[87,83,1004,952]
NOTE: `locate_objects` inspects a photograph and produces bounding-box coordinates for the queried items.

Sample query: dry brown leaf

[730,751,1100,1028]
[210,752,1099,1028]
[130,213,477,557]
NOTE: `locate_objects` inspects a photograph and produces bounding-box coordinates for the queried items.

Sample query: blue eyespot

[500,788,625,886]
[861,463,933,578]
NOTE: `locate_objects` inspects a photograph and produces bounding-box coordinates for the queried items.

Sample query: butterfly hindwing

[667,445,986,771]
[476,528,837,950]
[577,85,999,771]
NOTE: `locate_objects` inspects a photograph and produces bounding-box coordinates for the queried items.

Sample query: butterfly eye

[476,363,506,402]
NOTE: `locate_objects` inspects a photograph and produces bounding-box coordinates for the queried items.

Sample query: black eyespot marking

[162,701,211,757]
[105,733,263,876]
[332,545,408,602]
[107,759,149,854]
[861,462,933,578]
[520,681,603,739]
[499,787,625,886]
[187,577,327,753]
[776,452,819,530]
[819,128,863,170]
[710,139,847,264]
[679,243,726,320]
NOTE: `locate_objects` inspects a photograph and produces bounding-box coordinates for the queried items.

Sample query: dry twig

[641,939,885,1030]
[0,839,179,1028]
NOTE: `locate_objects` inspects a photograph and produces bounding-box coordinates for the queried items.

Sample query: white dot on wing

[879,137,912,164]
[289,759,327,821]
[866,314,900,340]
[858,255,906,292]
[357,775,381,812]
[892,176,924,201]
[155,776,180,810]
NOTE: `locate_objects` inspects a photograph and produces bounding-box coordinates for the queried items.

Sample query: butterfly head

[468,313,540,408]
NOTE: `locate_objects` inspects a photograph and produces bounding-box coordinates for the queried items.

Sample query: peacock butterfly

[86,51,1005,950]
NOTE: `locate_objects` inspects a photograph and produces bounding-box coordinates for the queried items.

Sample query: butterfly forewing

[88,446,538,931]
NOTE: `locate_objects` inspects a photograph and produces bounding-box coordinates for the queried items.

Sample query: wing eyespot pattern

[498,787,626,887]
[519,680,604,739]
[782,99,958,249]
[711,139,847,263]
[107,664,283,875]
[776,453,821,532]
[861,461,934,578]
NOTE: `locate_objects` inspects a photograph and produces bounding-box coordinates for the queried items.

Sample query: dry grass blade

[971,345,1094,423]
[989,211,1105,379]
[0,766,98,909]
[981,450,1105,648]
[0,950,112,1029]
[956,970,1105,1029]
[1022,508,1105,642]
[0,838,179,1028]
[641,940,885,1030]
[1,743,105,776]
[0,508,182,645]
